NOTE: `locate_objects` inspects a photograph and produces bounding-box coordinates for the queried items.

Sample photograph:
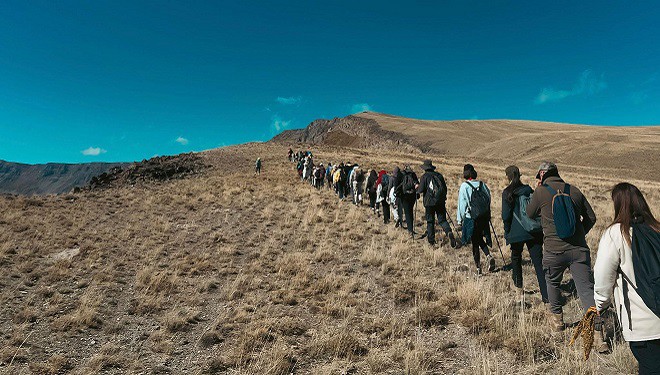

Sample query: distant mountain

[272,111,660,182]
[0,160,129,195]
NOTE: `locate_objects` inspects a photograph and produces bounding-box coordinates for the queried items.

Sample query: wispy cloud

[276,96,302,105]
[351,103,373,113]
[81,146,107,156]
[535,70,607,104]
[271,115,291,133]
[175,136,189,145]
[629,72,657,105]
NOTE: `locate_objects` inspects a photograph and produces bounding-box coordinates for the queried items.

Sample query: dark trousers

[543,247,595,314]
[337,182,346,199]
[630,339,660,375]
[379,200,391,223]
[401,194,416,234]
[510,237,548,302]
[369,192,377,208]
[424,203,452,244]
[472,217,490,268]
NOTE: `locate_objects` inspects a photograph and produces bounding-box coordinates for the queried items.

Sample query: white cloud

[81,147,107,156]
[535,69,607,104]
[175,136,189,145]
[276,96,302,105]
[271,115,291,133]
[351,103,373,113]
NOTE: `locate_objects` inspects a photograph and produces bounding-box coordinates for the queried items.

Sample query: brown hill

[0,161,128,196]
[273,112,660,182]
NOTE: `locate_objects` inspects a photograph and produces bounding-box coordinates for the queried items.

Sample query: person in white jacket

[594,182,660,373]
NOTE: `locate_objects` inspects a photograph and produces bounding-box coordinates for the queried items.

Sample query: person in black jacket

[416,160,457,247]
[399,165,419,235]
[501,166,548,303]
[366,169,378,213]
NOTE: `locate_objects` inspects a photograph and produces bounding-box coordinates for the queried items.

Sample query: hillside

[0,161,128,196]
[273,112,660,182]
[2,141,657,374]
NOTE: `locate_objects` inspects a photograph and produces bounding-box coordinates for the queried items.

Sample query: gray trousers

[543,247,595,314]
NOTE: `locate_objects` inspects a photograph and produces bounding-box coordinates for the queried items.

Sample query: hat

[420,159,436,171]
[463,164,475,172]
[505,165,520,181]
[535,161,557,179]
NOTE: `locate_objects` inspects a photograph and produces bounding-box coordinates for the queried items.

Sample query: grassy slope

[2,142,658,374]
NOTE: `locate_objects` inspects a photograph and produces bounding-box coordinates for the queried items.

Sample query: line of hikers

[287,147,660,372]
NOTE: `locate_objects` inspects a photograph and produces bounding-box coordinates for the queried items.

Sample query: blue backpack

[544,184,576,239]
[514,194,542,233]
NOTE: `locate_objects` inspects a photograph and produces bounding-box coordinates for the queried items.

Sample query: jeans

[424,203,452,245]
[543,247,595,314]
[381,200,391,223]
[369,192,377,208]
[510,237,548,302]
[471,217,491,268]
[401,194,416,234]
[630,339,660,375]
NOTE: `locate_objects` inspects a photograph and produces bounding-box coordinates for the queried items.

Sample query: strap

[543,184,557,195]
[618,267,635,330]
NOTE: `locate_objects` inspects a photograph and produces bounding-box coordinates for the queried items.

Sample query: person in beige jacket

[594,182,660,374]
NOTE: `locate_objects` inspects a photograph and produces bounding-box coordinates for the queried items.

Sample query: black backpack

[424,173,445,207]
[468,181,491,220]
[401,172,417,195]
[619,222,660,323]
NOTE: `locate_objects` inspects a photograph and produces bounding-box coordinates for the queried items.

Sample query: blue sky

[1,1,659,163]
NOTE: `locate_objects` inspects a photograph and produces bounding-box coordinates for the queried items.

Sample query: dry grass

[1,142,656,374]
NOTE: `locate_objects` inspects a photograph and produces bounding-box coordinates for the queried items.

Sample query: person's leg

[383,201,390,223]
[471,218,486,271]
[436,204,456,247]
[630,340,660,375]
[403,196,415,234]
[510,242,524,288]
[527,237,548,302]
[543,251,568,315]
[568,247,596,313]
[425,205,436,244]
[396,198,403,225]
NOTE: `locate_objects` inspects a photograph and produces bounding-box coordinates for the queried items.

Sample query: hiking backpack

[468,181,490,220]
[401,172,417,195]
[379,175,390,198]
[543,184,576,239]
[620,223,660,321]
[425,174,445,207]
[514,194,542,233]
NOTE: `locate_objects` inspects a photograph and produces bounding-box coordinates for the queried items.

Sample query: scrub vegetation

[1,141,657,374]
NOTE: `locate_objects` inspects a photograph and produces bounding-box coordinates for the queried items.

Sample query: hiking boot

[395,220,401,228]
[476,267,483,277]
[487,254,496,272]
[549,313,564,332]
[449,234,457,249]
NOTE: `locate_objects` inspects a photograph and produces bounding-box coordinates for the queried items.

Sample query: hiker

[296,159,304,179]
[594,182,660,366]
[418,160,457,247]
[375,170,391,223]
[255,158,262,175]
[526,162,601,340]
[399,165,419,235]
[501,166,548,303]
[334,163,347,199]
[288,148,294,162]
[366,169,378,213]
[348,164,360,204]
[326,163,334,190]
[388,167,403,228]
[457,164,494,274]
[351,167,364,205]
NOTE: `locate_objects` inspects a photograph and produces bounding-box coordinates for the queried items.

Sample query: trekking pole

[446,214,462,245]
[488,220,507,265]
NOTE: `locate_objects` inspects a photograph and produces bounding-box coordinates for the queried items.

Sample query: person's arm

[457,184,467,225]
[439,174,448,201]
[526,189,542,219]
[501,192,513,235]
[594,228,621,312]
[416,174,427,195]
[581,193,597,235]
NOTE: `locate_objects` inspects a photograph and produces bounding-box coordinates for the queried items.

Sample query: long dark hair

[611,182,660,245]
[503,166,523,204]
